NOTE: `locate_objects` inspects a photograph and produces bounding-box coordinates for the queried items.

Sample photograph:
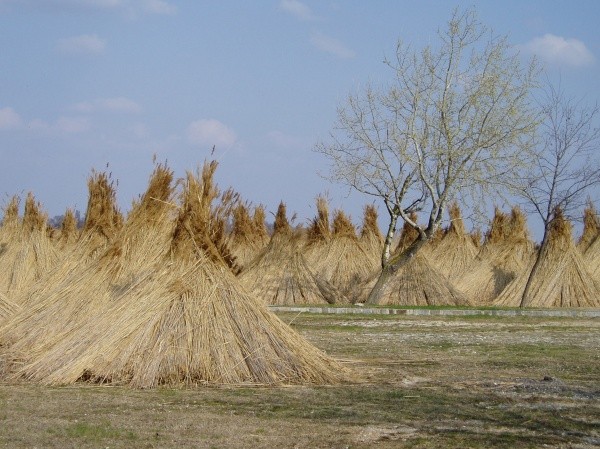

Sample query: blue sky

[1,1,599,239]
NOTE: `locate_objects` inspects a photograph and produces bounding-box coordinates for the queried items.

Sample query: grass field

[0,311,598,448]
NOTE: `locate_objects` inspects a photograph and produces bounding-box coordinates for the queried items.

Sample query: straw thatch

[456,207,535,305]
[578,202,600,253]
[305,209,377,300]
[239,203,346,305]
[495,208,600,307]
[428,203,478,282]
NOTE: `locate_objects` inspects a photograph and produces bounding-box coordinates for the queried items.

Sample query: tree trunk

[381,212,399,269]
[366,236,428,305]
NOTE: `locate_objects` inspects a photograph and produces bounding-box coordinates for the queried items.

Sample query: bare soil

[0,312,598,448]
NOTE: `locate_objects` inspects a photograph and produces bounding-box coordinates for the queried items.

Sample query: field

[0,310,598,448]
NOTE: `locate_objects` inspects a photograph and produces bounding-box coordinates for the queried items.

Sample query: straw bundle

[0,195,21,242]
[578,202,600,253]
[0,193,60,299]
[16,256,351,387]
[306,195,331,245]
[56,208,80,249]
[11,199,351,387]
[0,292,18,323]
[495,208,600,307]
[359,204,383,250]
[239,203,346,305]
[305,209,376,300]
[457,207,535,305]
[358,252,470,306]
[80,170,123,256]
[0,164,177,362]
[229,203,269,270]
[428,203,478,282]
[171,162,239,272]
[252,205,270,241]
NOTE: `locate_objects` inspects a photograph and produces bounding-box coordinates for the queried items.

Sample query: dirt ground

[0,312,598,448]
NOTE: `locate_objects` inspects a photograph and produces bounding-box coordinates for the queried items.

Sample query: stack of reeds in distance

[13,180,352,388]
[582,205,600,283]
[4,170,123,309]
[54,208,80,251]
[239,202,346,305]
[359,204,384,270]
[0,192,60,300]
[578,202,600,254]
[304,202,375,301]
[79,170,124,259]
[0,195,20,247]
[495,208,600,307]
[457,206,536,305]
[228,203,269,270]
[428,203,478,282]
[357,212,470,306]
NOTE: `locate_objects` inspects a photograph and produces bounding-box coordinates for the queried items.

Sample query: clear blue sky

[1,1,599,239]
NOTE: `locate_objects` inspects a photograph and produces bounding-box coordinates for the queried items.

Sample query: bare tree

[315,8,540,304]
[516,83,600,307]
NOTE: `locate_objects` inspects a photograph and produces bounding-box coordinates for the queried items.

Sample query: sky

[1,0,599,240]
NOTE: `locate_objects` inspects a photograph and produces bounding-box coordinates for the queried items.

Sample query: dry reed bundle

[304,209,376,300]
[239,203,346,305]
[252,205,270,240]
[171,162,239,272]
[306,195,331,245]
[359,205,384,271]
[56,208,79,249]
[97,162,176,284]
[428,203,478,282]
[0,193,60,299]
[16,257,351,387]
[356,251,470,306]
[80,170,123,255]
[228,203,268,270]
[0,196,21,241]
[0,292,19,323]
[0,164,178,365]
[457,207,535,304]
[578,202,600,253]
[582,207,600,282]
[11,200,351,387]
[495,208,600,307]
